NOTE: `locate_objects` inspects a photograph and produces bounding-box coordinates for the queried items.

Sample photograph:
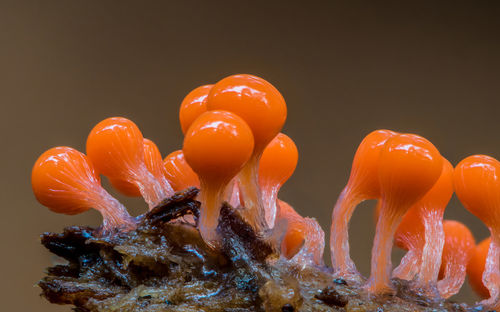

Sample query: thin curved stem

[393,249,421,281]
[261,184,279,228]
[414,211,444,297]
[330,187,362,279]
[135,165,168,210]
[365,206,403,295]
[480,231,500,310]
[238,155,267,233]
[94,188,136,235]
[198,181,225,249]
[437,258,467,299]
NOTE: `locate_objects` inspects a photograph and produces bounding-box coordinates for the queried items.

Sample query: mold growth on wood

[39,188,475,312]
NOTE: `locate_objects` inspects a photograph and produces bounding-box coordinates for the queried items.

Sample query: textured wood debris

[39,188,477,311]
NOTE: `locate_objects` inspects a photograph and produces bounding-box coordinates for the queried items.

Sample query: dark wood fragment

[315,286,349,307]
[145,187,200,225]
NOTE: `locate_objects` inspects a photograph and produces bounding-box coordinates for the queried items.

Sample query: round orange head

[440,220,475,276]
[258,133,298,189]
[109,178,141,197]
[467,237,491,299]
[86,117,145,181]
[378,133,443,209]
[277,200,306,259]
[179,84,213,134]
[183,110,254,186]
[348,129,397,198]
[281,228,306,260]
[206,74,287,153]
[394,158,454,250]
[418,158,454,212]
[163,150,200,191]
[454,155,500,227]
[259,133,298,226]
[143,138,166,180]
[108,138,167,197]
[32,146,100,215]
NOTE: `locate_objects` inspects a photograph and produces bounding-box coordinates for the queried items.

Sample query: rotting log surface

[39,188,478,312]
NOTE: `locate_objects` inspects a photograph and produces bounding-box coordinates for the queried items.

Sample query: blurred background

[1,1,499,310]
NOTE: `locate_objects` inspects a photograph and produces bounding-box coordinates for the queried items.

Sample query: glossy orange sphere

[281,228,306,260]
[454,155,500,227]
[258,133,298,188]
[183,110,254,185]
[349,129,397,198]
[278,200,306,259]
[179,84,213,134]
[440,220,475,274]
[32,146,100,215]
[395,158,454,249]
[379,134,443,208]
[86,117,144,181]
[143,138,166,179]
[109,138,164,197]
[163,150,200,191]
[206,74,287,152]
[467,237,491,299]
[420,158,454,211]
[109,178,141,197]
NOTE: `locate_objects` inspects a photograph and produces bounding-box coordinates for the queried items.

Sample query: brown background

[1,1,499,310]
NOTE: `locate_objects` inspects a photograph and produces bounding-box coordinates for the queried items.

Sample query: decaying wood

[39,188,476,311]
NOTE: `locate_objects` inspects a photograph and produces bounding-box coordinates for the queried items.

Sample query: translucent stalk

[157,175,175,197]
[198,180,225,248]
[134,165,168,210]
[238,155,267,233]
[435,221,474,298]
[262,184,279,228]
[227,179,242,208]
[393,249,421,281]
[437,253,467,299]
[414,210,444,297]
[365,207,403,294]
[330,187,362,278]
[93,188,136,235]
[480,230,500,310]
[295,217,325,266]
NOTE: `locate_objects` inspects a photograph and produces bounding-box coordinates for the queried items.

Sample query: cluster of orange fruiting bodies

[332,130,500,309]
[31,74,499,309]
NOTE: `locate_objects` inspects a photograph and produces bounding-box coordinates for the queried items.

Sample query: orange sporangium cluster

[393,216,475,299]
[32,74,318,256]
[258,133,299,228]
[87,117,174,209]
[366,134,443,294]
[331,129,500,307]
[455,155,500,310]
[183,110,254,246]
[32,147,136,235]
[180,74,305,248]
[330,130,396,279]
[437,220,475,299]
[392,159,454,297]
[32,74,500,308]
[206,75,287,233]
[331,131,444,293]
